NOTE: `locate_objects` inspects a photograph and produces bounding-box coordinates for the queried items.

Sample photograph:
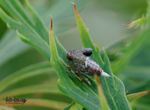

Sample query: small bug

[67,48,110,77]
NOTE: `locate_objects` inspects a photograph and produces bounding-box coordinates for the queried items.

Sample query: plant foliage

[0,0,150,110]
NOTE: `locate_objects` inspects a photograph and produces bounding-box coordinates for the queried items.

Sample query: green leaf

[125,66,150,81]
[2,1,147,110]
[0,62,52,92]
[111,31,150,73]
[1,84,57,97]
[49,18,101,110]
[0,83,71,105]
[0,61,70,109]
[73,4,131,110]
[0,0,66,60]
[73,4,103,65]
[110,1,150,74]
[0,6,50,58]
[120,66,150,94]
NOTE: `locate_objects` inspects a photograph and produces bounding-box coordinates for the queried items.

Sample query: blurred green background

[0,0,149,110]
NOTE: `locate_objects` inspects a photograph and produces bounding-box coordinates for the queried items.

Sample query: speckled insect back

[67,48,110,77]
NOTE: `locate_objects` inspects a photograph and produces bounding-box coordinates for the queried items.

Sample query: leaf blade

[73,4,132,110]
[49,18,101,110]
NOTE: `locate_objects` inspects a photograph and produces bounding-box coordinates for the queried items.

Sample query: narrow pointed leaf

[0,0,66,60]
[0,62,52,92]
[49,18,101,110]
[73,4,132,110]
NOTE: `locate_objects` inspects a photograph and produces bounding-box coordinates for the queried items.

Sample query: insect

[67,48,110,77]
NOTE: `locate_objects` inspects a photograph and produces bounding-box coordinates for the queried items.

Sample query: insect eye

[82,48,93,56]
[67,53,73,61]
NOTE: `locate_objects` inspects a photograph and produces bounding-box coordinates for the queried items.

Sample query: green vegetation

[0,0,149,110]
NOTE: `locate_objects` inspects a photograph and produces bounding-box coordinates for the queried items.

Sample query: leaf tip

[73,3,80,16]
[50,17,53,31]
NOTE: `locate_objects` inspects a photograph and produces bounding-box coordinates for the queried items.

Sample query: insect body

[67,48,110,77]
